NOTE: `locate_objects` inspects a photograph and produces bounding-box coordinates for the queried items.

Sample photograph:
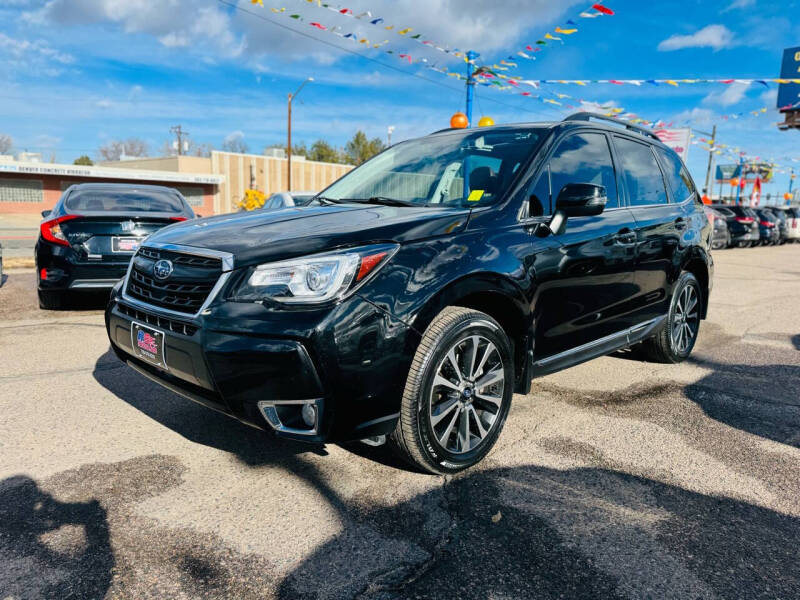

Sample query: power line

[214,0,546,118]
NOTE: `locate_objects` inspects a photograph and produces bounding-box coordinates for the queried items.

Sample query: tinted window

[524,166,551,217]
[65,189,184,213]
[656,147,695,203]
[614,137,668,206]
[713,206,735,217]
[549,133,618,210]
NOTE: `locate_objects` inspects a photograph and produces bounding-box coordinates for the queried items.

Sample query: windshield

[65,189,185,213]
[292,195,316,206]
[320,128,544,207]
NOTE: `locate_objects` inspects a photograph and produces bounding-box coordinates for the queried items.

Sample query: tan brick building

[104,152,353,214]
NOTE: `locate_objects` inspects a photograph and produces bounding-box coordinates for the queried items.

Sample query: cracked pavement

[1,244,799,599]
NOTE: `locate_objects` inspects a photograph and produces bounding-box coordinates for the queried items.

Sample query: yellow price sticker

[467,189,484,202]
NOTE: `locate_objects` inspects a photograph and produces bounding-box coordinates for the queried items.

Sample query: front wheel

[389,306,514,474]
[641,272,702,364]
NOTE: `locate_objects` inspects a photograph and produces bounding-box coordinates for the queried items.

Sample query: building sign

[654,128,691,161]
[778,47,800,112]
[715,164,740,183]
[715,163,773,184]
[0,161,225,185]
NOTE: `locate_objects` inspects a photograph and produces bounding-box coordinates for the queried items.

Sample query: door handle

[614,230,637,246]
[674,218,688,230]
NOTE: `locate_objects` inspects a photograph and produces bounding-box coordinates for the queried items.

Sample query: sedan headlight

[232,244,398,304]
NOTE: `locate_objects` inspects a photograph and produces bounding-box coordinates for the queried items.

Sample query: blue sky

[1,0,798,198]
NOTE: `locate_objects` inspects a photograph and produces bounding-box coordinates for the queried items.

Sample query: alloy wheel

[428,334,505,454]
[671,283,700,353]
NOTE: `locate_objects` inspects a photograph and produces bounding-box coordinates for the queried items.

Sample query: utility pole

[170,125,187,156]
[703,125,716,198]
[287,77,313,191]
[387,125,395,146]
[735,154,744,206]
[465,51,476,127]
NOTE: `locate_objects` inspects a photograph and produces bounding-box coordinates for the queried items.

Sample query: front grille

[125,247,223,314]
[117,302,199,336]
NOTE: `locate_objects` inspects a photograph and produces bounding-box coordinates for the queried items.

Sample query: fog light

[301,403,316,427]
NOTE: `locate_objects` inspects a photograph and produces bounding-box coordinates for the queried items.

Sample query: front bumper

[106,287,416,443]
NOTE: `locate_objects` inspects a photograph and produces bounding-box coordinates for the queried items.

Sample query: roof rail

[563,112,662,142]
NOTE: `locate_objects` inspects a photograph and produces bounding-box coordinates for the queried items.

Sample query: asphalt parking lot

[1,245,799,599]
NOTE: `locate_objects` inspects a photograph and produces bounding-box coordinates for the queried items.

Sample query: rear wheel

[641,272,701,364]
[389,306,514,474]
[38,289,65,310]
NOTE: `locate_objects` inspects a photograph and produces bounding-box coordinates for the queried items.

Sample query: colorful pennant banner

[514,4,614,63]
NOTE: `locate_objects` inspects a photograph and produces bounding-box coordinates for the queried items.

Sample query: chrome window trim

[121,242,234,319]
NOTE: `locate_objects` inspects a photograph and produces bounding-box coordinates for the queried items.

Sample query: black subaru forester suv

[106,113,713,474]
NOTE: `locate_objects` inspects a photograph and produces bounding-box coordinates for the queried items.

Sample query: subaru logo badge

[153,259,173,280]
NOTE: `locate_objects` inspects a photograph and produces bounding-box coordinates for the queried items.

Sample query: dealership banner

[654,128,691,161]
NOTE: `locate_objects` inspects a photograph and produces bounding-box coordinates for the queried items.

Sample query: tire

[38,289,65,310]
[640,272,702,364]
[389,306,514,474]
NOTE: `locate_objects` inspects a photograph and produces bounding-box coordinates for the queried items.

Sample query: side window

[549,133,619,210]
[656,147,696,203]
[524,166,550,217]
[614,137,669,206]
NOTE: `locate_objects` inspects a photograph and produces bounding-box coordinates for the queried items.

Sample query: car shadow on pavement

[87,349,800,598]
[92,348,336,467]
[684,357,800,448]
[0,475,113,599]
[274,464,800,599]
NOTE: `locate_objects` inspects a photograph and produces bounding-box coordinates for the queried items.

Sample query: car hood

[144,203,471,269]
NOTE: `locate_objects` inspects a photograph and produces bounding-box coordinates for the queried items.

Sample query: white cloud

[703,83,749,107]
[658,25,734,52]
[722,0,754,12]
[27,0,245,58]
[759,88,778,107]
[26,0,584,68]
[0,32,74,64]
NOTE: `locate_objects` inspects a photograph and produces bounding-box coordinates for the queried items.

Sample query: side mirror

[555,183,607,218]
[41,210,52,218]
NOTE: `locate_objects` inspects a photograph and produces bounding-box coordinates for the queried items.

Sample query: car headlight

[231,244,398,304]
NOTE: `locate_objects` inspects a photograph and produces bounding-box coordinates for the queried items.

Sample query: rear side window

[656,147,695,203]
[65,189,185,213]
[614,137,668,207]
[548,132,619,210]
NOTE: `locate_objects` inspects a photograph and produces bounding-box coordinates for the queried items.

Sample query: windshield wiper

[342,196,421,207]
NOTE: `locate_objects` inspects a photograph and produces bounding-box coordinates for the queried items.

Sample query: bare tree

[0,134,12,155]
[221,131,248,154]
[97,138,149,162]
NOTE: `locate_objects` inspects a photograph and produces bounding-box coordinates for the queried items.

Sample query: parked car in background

[262,191,319,209]
[785,207,800,242]
[753,207,781,246]
[105,113,713,474]
[712,204,759,247]
[36,183,196,309]
[707,207,730,250]
[769,207,792,243]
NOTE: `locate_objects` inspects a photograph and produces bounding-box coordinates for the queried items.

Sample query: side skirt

[530,316,666,378]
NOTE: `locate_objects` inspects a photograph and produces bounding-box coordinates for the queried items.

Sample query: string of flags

[514,4,614,62]
[248,0,798,169]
